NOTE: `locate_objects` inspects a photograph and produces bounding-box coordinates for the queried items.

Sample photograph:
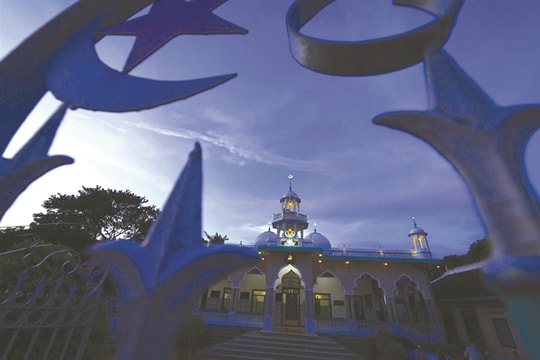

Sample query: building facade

[431,263,528,359]
[196,182,442,343]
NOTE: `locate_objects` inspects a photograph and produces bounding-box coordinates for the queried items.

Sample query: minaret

[408,217,431,254]
[272,174,309,246]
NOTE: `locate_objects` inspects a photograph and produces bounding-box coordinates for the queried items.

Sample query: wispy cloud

[131,121,339,174]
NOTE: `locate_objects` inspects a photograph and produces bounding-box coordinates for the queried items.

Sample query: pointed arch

[319,270,336,278]
[352,273,388,321]
[393,275,430,324]
[236,266,267,314]
[273,264,305,290]
[313,270,346,320]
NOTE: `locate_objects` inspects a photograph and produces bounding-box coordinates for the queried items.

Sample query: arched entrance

[281,270,301,326]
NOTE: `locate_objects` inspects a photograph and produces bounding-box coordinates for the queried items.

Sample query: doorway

[281,270,301,326]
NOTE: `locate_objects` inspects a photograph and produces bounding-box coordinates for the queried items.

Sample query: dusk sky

[1,0,539,258]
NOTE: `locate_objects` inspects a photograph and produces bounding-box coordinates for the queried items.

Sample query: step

[199,330,365,360]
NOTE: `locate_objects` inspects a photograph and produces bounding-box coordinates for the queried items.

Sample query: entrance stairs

[198,330,366,360]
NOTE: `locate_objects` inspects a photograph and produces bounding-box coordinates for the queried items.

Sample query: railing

[198,308,441,342]
[316,318,348,330]
[356,321,390,333]
[199,309,229,323]
[391,322,442,342]
[250,243,432,260]
[0,241,109,360]
[199,309,264,327]
[272,212,308,222]
[323,248,433,260]
[234,312,264,325]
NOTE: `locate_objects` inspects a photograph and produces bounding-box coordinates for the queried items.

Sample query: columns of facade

[304,287,315,334]
[386,296,397,323]
[230,287,239,311]
[263,285,274,331]
[227,280,240,324]
[345,292,356,332]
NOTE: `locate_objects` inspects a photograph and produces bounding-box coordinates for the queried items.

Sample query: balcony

[272,211,308,223]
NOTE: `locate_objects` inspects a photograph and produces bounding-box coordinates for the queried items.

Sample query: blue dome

[303,231,331,249]
[255,230,279,246]
[408,226,427,236]
[281,190,300,202]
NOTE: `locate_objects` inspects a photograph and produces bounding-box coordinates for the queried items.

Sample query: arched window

[352,274,387,321]
[394,276,429,324]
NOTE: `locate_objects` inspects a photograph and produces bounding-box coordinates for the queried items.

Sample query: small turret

[408,217,430,253]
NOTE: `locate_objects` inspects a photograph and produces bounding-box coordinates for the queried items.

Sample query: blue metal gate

[0,241,109,360]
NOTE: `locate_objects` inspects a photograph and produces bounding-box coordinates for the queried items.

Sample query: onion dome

[280,190,301,203]
[303,229,331,249]
[408,225,427,236]
[255,230,279,246]
[408,217,427,237]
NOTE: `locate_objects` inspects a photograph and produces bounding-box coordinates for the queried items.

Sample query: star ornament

[374,49,540,257]
[99,0,248,72]
[88,143,259,359]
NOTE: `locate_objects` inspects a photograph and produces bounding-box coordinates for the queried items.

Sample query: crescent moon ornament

[0,0,154,149]
[286,0,463,76]
[0,103,73,221]
[46,22,237,112]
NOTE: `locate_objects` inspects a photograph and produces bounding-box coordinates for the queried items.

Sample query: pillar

[227,287,239,324]
[304,288,315,334]
[263,286,274,331]
[346,293,356,333]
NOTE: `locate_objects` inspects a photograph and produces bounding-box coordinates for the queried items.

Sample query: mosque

[195,178,442,343]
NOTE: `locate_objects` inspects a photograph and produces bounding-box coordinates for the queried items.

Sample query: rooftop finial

[412,216,417,227]
[288,173,294,191]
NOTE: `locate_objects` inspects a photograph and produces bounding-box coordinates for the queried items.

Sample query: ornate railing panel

[0,242,109,360]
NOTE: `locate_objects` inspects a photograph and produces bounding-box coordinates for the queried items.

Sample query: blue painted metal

[88,143,259,360]
[100,0,248,72]
[0,104,73,222]
[286,1,540,357]
[1,0,256,357]
[286,0,462,75]
[375,42,540,360]
[0,0,151,143]
[46,21,238,112]
[0,243,107,360]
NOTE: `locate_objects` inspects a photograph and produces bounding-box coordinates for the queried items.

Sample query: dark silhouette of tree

[203,231,229,245]
[30,185,159,252]
[429,238,491,280]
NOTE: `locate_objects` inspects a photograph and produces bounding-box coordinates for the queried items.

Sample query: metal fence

[0,242,109,360]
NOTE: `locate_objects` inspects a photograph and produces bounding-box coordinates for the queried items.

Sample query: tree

[31,186,160,252]
[429,238,491,280]
[203,231,229,245]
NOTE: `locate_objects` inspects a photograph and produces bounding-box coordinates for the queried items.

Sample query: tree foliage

[31,186,159,252]
[429,238,491,280]
[203,231,229,245]
[373,328,411,360]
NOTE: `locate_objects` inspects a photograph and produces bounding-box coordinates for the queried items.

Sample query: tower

[408,217,430,253]
[271,174,309,246]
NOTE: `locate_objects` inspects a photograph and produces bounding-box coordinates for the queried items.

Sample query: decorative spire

[412,217,417,227]
[288,173,293,191]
